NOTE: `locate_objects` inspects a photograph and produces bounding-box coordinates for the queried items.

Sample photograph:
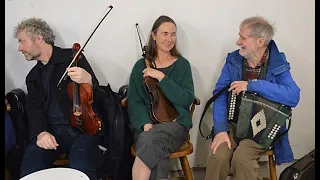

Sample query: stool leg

[179,156,193,180]
[268,155,277,180]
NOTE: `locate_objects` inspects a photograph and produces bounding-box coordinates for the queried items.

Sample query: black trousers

[20,128,103,180]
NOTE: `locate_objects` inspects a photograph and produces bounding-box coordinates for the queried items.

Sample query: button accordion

[228,91,292,150]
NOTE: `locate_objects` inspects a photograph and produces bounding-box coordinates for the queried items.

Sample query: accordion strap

[199,84,230,139]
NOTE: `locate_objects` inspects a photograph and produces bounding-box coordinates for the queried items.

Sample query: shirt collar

[244,48,269,67]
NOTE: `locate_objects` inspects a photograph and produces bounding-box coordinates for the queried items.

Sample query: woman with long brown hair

[127,15,195,180]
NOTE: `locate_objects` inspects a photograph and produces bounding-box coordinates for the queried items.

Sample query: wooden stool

[265,149,277,180]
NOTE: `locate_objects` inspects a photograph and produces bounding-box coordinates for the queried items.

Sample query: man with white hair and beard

[205,16,301,180]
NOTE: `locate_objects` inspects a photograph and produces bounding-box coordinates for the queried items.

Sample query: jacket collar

[27,46,71,81]
[229,40,287,71]
[37,46,69,67]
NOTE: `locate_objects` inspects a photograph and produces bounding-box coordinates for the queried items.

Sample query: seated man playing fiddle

[15,18,103,180]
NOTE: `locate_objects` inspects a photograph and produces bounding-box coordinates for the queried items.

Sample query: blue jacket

[212,40,301,165]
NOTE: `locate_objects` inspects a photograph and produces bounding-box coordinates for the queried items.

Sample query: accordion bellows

[228,92,292,150]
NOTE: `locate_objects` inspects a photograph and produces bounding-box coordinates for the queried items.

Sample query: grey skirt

[135,121,189,179]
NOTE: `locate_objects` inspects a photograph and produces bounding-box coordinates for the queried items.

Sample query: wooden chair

[121,96,200,180]
[228,149,277,180]
[53,153,69,166]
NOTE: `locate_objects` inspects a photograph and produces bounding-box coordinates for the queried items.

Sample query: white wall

[5,0,314,168]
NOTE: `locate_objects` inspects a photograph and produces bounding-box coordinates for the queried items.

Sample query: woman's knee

[136,131,153,147]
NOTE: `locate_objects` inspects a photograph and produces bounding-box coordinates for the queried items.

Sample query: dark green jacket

[128,56,195,132]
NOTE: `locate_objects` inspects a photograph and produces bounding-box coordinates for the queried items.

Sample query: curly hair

[14,17,56,45]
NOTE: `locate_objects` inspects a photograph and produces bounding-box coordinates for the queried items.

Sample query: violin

[143,59,179,124]
[57,5,114,135]
[135,23,178,124]
[67,43,101,135]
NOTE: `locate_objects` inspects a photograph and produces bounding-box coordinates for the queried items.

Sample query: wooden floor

[6,161,294,180]
[168,161,294,180]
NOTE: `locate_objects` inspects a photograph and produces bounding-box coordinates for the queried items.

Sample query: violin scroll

[135,23,147,58]
[72,43,81,51]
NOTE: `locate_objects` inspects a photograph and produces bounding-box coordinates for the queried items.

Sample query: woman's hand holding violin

[142,67,165,81]
[144,123,153,131]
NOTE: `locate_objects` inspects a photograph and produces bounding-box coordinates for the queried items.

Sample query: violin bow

[135,23,147,58]
[57,5,114,87]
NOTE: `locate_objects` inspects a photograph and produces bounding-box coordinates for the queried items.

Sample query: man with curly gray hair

[15,17,103,180]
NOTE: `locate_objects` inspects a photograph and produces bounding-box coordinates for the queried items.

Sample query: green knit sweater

[128,56,195,132]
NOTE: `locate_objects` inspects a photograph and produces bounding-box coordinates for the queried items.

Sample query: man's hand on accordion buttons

[228,81,248,95]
